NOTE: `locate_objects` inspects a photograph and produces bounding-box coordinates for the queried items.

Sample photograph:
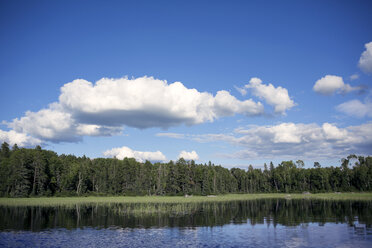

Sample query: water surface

[1,199,371,247]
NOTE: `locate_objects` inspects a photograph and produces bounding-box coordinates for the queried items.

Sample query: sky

[0,0,372,169]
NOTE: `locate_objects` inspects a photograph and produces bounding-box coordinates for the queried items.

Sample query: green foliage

[0,142,372,197]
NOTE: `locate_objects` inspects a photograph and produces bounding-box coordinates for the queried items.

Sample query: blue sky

[1,0,372,168]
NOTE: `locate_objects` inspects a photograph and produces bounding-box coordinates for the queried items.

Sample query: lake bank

[1,193,372,207]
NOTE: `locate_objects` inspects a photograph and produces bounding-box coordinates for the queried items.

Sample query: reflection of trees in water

[1,199,372,231]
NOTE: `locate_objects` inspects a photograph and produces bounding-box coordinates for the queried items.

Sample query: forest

[0,142,371,197]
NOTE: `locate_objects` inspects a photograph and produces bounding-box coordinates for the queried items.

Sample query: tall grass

[1,193,372,207]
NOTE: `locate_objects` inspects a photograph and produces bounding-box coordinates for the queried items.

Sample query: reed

[1,193,372,207]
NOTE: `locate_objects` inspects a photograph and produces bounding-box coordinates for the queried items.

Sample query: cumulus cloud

[0,129,42,147]
[313,75,359,95]
[158,122,372,160]
[178,150,199,161]
[213,90,263,117]
[244,77,296,114]
[4,76,271,144]
[336,99,372,118]
[321,123,348,140]
[358,41,372,74]
[59,76,264,128]
[7,103,121,143]
[103,146,166,162]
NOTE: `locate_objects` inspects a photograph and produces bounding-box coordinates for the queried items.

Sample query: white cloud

[156,133,185,139]
[8,103,121,143]
[213,90,263,117]
[350,74,359,81]
[271,123,303,143]
[313,75,358,95]
[0,129,42,147]
[322,123,348,140]
[358,41,372,74]
[159,122,372,160]
[59,76,264,129]
[244,77,296,114]
[103,146,166,162]
[178,150,199,161]
[336,99,372,118]
[234,85,247,96]
[5,76,272,144]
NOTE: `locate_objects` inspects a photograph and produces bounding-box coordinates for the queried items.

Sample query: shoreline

[1,193,372,207]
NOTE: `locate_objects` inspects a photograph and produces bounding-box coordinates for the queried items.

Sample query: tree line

[0,142,371,197]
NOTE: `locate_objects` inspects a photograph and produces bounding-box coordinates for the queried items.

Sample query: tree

[0,142,10,159]
[12,144,19,152]
[8,149,32,197]
[31,149,49,196]
[296,160,305,169]
[0,143,371,197]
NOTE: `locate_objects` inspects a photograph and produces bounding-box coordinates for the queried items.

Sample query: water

[1,199,372,247]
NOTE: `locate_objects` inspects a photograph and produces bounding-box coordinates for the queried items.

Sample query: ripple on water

[1,223,372,248]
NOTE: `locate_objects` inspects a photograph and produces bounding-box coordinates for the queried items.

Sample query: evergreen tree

[0,142,371,197]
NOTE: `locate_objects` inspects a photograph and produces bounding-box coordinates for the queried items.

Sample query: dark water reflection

[1,199,372,230]
[1,199,372,247]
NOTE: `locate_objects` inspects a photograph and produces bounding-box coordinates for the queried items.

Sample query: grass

[1,193,372,207]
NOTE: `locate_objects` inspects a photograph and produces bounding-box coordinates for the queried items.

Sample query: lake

[1,199,372,247]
